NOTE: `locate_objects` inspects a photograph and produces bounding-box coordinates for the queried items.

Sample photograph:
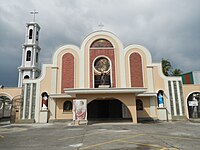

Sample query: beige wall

[152,66,165,92]
[136,96,151,118]
[53,95,159,123]
[40,67,53,98]
[39,67,54,121]
[0,87,22,122]
[183,84,200,98]
[54,93,138,123]
[56,99,73,119]
[0,87,22,99]
[54,94,159,123]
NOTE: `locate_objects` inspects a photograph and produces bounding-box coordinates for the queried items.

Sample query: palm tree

[161,58,172,76]
[161,58,183,76]
[171,68,183,76]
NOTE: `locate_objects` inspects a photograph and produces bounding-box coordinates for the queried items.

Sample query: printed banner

[73,99,87,122]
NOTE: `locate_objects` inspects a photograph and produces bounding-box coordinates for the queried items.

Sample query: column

[22,84,27,119]
[123,95,137,124]
[32,69,35,79]
[171,81,177,116]
[18,70,22,87]
[51,67,57,94]
[22,46,25,67]
[147,67,154,92]
[33,24,37,44]
[79,50,84,88]
[176,81,183,116]
[49,67,57,121]
[150,97,156,117]
[120,50,126,87]
[25,24,28,44]
[49,98,56,121]
[28,83,33,119]
[32,46,36,67]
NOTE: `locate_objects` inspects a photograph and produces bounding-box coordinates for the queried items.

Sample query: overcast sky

[0,0,200,87]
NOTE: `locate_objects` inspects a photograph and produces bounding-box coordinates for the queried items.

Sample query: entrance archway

[0,95,12,120]
[187,92,200,118]
[10,95,21,123]
[87,99,131,122]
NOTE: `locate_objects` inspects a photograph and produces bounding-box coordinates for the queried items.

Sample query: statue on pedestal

[41,92,49,110]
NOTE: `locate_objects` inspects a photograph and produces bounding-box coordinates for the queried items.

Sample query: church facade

[0,21,200,124]
[18,22,187,124]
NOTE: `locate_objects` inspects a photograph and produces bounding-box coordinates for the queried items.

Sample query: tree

[161,58,182,76]
[161,58,172,76]
[171,68,183,76]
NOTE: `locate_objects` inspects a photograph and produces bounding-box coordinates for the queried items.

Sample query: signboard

[73,99,87,124]
[188,101,198,107]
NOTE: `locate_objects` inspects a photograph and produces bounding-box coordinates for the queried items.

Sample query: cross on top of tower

[30,9,38,22]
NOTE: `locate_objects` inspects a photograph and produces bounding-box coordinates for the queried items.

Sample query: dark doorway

[0,95,12,122]
[87,99,122,120]
[187,92,200,118]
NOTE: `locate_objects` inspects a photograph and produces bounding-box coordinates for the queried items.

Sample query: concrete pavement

[0,121,200,150]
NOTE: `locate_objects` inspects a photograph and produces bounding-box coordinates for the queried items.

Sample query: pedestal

[39,110,48,123]
[157,107,168,121]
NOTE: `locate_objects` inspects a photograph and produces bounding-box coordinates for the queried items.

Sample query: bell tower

[18,10,41,87]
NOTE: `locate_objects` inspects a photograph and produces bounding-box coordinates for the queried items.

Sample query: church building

[0,20,200,124]
[17,21,187,124]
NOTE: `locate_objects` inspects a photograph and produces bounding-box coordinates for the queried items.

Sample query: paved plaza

[0,121,200,150]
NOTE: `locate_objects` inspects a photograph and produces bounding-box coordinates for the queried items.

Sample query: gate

[0,96,12,120]
[10,95,21,123]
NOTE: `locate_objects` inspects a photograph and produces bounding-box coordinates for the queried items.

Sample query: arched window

[93,56,111,88]
[26,50,31,61]
[36,52,39,63]
[29,29,33,39]
[90,39,113,48]
[36,31,39,41]
[136,99,143,111]
[63,101,72,112]
[61,53,75,92]
[24,75,30,79]
[129,52,143,87]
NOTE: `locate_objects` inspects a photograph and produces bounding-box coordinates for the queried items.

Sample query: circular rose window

[94,57,110,73]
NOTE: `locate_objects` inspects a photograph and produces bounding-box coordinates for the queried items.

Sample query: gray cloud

[0,0,200,87]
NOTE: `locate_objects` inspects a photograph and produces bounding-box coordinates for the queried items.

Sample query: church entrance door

[87,99,123,121]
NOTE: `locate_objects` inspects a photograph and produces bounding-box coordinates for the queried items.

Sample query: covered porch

[49,88,147,124]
